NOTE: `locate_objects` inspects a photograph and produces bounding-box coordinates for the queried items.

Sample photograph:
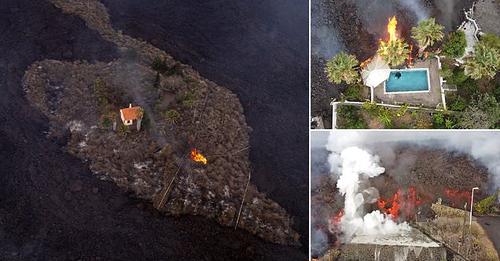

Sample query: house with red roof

[120,104,144,131]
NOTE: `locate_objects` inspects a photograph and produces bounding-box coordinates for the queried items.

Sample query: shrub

[458,93,500,129]
[167,62,184,76]
[152,57,169,74]
[342,84,363,101]
[116,123,130,137]
[177,91,196,108]
[444,118,455,129]
[474,194,497,215]
[396,104,408,117]
[439,67,453,80]
[164,109,181,124]
[481,33,500,50]
[433,111,445,127]
[447,67,468,85]
[442,31,467,58]
[448,95,467,111]
[377,108,393,128]
[337,105,367,129]
[362,101,379,116]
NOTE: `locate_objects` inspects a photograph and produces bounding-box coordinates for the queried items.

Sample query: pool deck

[373,58,443,108]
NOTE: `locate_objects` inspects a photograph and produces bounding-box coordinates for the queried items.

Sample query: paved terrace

[373,58,443,108]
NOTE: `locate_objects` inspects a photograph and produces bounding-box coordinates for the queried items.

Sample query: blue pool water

[385,69,429,93]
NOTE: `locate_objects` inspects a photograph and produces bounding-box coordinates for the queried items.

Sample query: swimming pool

[384,69,430,93]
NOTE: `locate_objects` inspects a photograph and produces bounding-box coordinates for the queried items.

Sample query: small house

[120,104,144,131]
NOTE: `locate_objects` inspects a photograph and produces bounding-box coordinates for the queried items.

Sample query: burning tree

[377,17,410,66]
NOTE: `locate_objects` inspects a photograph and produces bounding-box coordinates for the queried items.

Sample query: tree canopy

[377,39,410,66]
[325,52,359,84]
[411,18,445,51]
[442,31,467,58]
[464,42,500,80]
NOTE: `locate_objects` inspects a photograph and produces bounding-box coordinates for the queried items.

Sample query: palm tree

[411,18,444,54]
[325,52,359,84]
[464,43,500,80]
[377,39,410,66]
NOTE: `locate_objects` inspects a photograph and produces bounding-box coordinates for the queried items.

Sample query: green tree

[458,93,500,128]
[474,194,497,215]
[377,39,410,66]
[464,43,500,80]
[411,18,445,54]
[442,31,467,58]
[325,52,359,84]
[481,33,500,50]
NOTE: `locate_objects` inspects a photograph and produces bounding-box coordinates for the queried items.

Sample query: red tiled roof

[120,106,142,121]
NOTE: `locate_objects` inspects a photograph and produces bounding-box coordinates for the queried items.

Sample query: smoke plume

[352,0,429,38]
[332,146,410,241]
[397,0,429,21]
[327,131,500,191]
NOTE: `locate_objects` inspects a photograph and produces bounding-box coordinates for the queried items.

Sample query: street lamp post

[469,187,479,227]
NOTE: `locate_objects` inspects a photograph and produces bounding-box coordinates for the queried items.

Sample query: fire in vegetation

[377,186,422,221]
[329,209,344,230]
[190,148,208,165]
[377,16,412,65]
[387,16,398,42]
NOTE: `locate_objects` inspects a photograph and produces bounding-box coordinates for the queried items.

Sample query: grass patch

[336,105,368,129]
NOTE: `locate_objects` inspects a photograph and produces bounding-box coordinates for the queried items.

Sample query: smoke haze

[327,131,500,191]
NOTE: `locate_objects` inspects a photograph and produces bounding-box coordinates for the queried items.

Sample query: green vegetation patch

[336,105,367,129]
[474,193,498,215]
[442,31,466,58]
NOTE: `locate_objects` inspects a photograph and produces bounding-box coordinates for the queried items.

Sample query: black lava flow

[0,0,306,260]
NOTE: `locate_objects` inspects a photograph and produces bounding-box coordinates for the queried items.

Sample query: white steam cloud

[333,147,410,241]
[327,131,500,191]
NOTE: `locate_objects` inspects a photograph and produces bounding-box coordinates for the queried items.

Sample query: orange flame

[378,187,422,220]
[387,16,398,42]
[332,209,344,225]
[328,209,344,233]
[190,149,207,165]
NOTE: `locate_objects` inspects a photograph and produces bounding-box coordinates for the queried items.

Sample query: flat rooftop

[350,226,441,248]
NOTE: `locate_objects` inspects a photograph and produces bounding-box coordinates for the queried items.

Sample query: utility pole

[469,187,479,227]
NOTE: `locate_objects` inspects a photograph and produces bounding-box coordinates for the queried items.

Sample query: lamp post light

[469,187,479,227]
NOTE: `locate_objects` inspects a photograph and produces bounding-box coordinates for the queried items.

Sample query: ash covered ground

[98,0,309,251]
[311,0,475,124]
[0,0,307,260]
[311,136,492,257]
